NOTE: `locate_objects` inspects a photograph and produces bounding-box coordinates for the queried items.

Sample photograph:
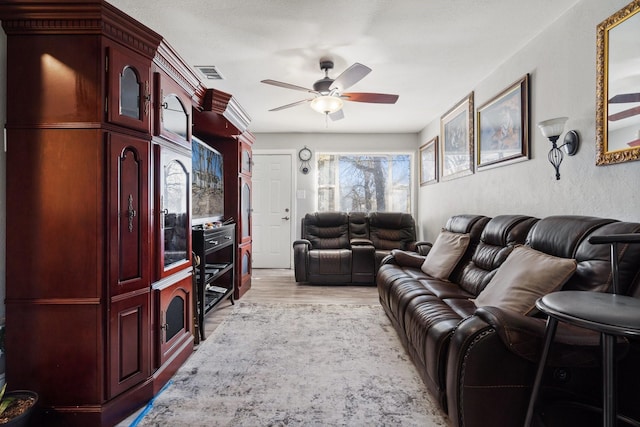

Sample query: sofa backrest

[444,214,491,290]
[526,216,640,295]
[302,212,350,249]
[448,215,539,295]
[348,212,369,240]
[368,212,417,250]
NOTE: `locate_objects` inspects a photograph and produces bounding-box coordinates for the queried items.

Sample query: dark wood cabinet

[109,291,152,399]
[150,51,197,388]
[192,88,254,301]
[207,133,255,299]
[150,139,194,394]
[1,2,252,425]
[107,132,152,400]
[0,2,219,426]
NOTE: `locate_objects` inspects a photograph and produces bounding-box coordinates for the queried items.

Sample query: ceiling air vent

[196,65,224,80]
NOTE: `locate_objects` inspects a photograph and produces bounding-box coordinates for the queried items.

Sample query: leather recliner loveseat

[377,214,640,427]
[293,211,425,284]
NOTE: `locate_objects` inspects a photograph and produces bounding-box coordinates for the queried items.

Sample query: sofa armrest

[350,238,374,246]
[475,306,620,366]
[389,249,425,269]
[446,315,535,427]
[293,239,311,282]
[415,241,433,256]
[379,254,397,267]
[293,239,311,249]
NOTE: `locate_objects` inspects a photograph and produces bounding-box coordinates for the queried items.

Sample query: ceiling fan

[261,60,399,121]
[608,93,640,121]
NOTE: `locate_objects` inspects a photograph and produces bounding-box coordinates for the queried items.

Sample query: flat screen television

[191,136,224,225]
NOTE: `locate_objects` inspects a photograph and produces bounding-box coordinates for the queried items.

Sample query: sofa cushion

[421,231,471,280]
[456,215,539,296]
[474,245,577,315]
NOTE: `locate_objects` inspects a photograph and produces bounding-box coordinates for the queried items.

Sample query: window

[317,153,412,213]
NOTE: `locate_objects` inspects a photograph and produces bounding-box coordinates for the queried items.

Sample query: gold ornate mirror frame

[596,0,640,165]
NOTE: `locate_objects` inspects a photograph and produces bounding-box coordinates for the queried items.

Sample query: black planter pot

[2,390,38,427]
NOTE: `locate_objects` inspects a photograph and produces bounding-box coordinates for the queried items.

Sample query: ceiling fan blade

[261,79,317,94]
[342,92,399,104]
[330,63,371,92]
[329,109,344,121]
[609,105,640,121]
[268,99,313,112]
[609,93,640,103]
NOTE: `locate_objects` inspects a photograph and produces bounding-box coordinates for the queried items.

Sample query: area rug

[135,303,449,426]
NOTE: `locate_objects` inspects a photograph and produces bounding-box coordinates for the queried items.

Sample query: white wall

[254,133,420,238]
[417,0,640,242]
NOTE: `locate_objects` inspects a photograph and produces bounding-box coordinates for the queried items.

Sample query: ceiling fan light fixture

[310,95,343,114]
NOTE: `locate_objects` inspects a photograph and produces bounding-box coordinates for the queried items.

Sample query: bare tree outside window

[317,153,411,213]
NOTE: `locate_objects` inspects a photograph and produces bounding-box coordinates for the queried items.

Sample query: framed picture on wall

[477,74,530,169]
[420,137,438,186]
[440,93,474,181]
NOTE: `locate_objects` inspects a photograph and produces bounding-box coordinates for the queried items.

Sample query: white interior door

[252,154,292,268]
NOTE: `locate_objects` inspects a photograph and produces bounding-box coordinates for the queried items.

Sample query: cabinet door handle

[282,216,290,220]
[143,81,151,116]
[127,194,137,232]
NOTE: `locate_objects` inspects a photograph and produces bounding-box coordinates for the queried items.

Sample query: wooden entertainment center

[0,1,252,425]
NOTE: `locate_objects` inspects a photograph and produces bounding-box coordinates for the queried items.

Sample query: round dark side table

[524,291,640,427]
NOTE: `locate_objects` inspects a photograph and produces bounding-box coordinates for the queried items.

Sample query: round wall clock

[299,147,312,161]
[298,147,312,174]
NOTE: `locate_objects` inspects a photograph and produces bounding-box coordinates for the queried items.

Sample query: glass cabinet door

[240,177,252,243]
[241,247,251,282]
[162,94,189,140]
[159,147,191,275]
[107,46,151,132]
[154,273,192,368]
[120,67,141,119]
[240,141,252,175]
[153,72,192,148]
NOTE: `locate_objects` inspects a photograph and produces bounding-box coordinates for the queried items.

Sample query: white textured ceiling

[108,0,580,134]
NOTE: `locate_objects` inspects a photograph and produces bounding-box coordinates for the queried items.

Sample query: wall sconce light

[537,117,579,180]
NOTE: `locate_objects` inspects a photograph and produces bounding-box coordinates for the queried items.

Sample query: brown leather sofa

[293,211,425,284]
[377,214,640,427]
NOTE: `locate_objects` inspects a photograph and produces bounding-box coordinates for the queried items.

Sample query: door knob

[282,216,290,220]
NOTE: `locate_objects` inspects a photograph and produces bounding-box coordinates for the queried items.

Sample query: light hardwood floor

[202,268,380,336]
